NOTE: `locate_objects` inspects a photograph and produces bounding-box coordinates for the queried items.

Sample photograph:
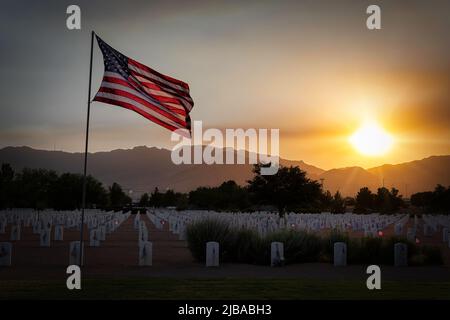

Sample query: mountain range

[0,146,449,198]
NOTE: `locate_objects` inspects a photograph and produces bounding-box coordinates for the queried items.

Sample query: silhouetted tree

[188,180,250,211]
[150,187,163,207]
[354,187,375,213]
[411,185,450,213]
[109,182,131,207]
[0,163,15,208]
[247,164,322,217]
[139,193,150,207]
[52,173,107,210]
[331,191,346,213]
[321,190,333,211]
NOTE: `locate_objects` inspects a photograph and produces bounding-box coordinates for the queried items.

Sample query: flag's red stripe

[127,76,187,106]
[103,76,187,116]
[131,71,194,104]
[128,58,189,90]
[128,69,194,110]
[128,77,190,116]
[93,96,179,132]
[128,77,189,116]
[97,86,187,127]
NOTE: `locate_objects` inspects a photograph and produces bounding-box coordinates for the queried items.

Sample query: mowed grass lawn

[1,278,450,299]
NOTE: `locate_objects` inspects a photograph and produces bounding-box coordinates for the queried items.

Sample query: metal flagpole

[79,30,95,266]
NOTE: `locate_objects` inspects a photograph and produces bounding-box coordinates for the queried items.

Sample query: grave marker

[10,225,20,241]
[442,227,449,243]
[394,243,408,267]
[206,241,219,267]
[69,241,84,266]
[89,229,99,247]
[270,242,285,267]
[138,241,152,266]
[54,225,64,241]
[333,242,347,267]
[0,242,12,266]
[40,228,51,247]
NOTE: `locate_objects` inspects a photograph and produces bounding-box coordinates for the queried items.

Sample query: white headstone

[206,241,219,267]
[394,223,403,236]
[139,226,148,244]
[178,228,186,241]
[423,224,433,237]
[333,242,347,267]
[406,228,415,242]
[32,222,40,234]
[10,225,21,241]
[40,228,51,247]
[394,243,408,267]
[270,242,285,267]
[98,225,106,241]
[442,228,449,243]
[54,225,64,241]
[133,215,140,229]
[0,242,12,266]
[138,241,152,266]
[69,241,84,266]
[89,229,100,247]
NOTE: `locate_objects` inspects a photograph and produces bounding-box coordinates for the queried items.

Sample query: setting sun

[349,121,393,156]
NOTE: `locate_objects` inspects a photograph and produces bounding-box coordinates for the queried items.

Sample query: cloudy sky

[0,0,449,169]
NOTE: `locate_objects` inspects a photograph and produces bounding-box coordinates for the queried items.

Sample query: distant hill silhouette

[0,146,448,197]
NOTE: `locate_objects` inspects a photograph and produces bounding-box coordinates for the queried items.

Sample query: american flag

[93,35,193,136]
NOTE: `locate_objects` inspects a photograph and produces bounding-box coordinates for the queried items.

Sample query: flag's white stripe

[100,81,186,122]
[95,92,183,129]
[128,64,189,94]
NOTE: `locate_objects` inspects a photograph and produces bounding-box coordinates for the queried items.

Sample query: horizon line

[1,144,449,172]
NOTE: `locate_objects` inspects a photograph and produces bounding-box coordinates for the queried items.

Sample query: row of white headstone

[0,209,130,266]
[146,209,408,241]
[136,215,153,266]
[1,209,129,247]
[202,241,411,268]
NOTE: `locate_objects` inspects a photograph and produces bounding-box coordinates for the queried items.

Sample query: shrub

[321,229,350,260]
[185,219,443,266]
[229,228,264,264]
[186,219,234,262]
[418,245,443,265]
[265,230,322,264]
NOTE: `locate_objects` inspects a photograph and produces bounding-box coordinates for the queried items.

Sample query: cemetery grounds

[1,209,450,300]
